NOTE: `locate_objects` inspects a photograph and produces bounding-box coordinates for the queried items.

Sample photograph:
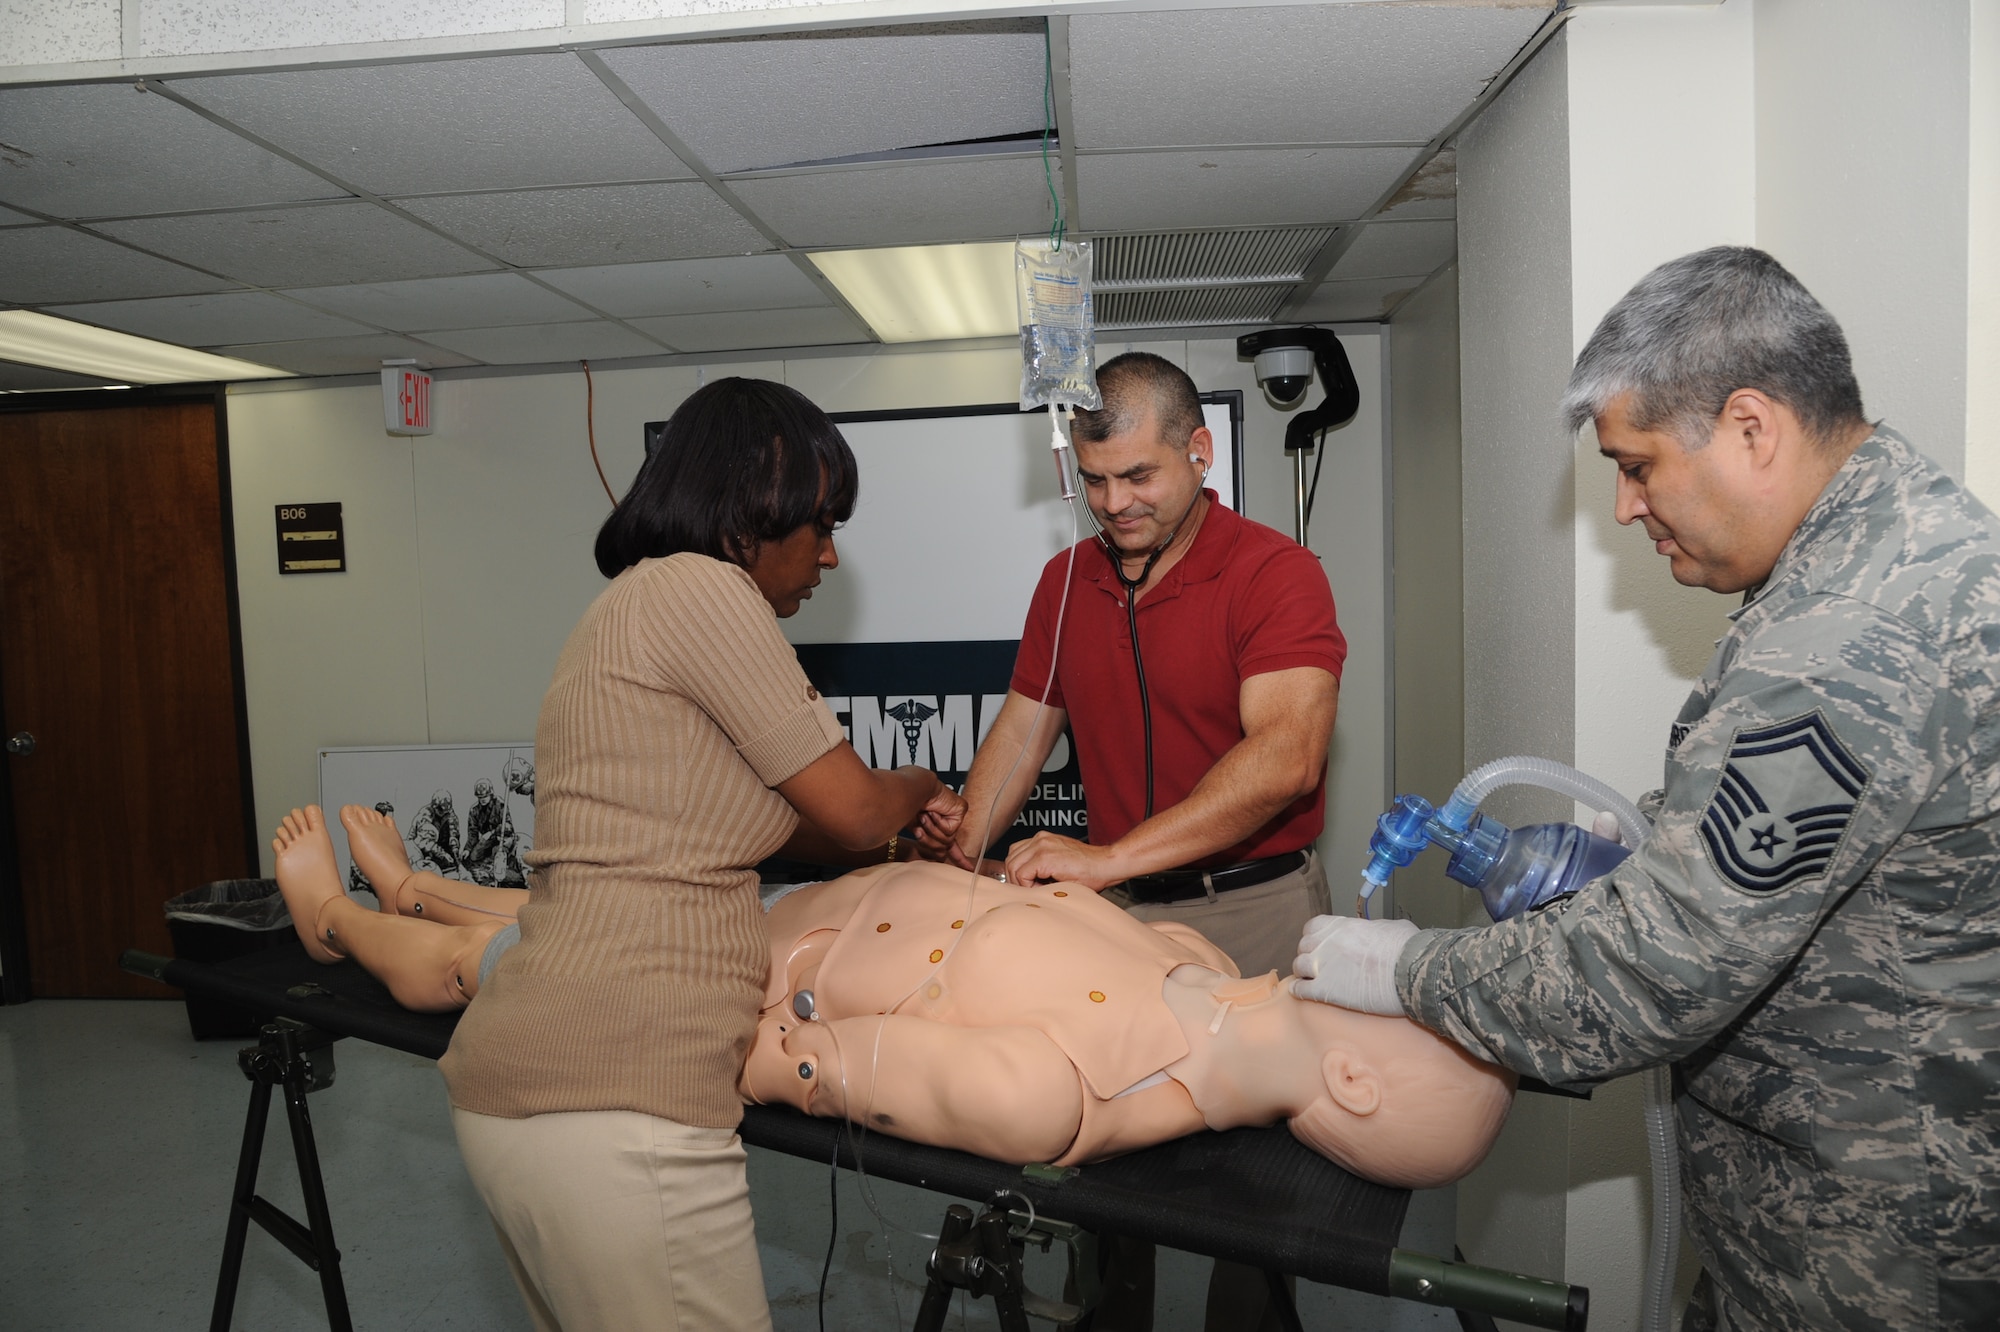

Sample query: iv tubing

[1436,756,1675,1332]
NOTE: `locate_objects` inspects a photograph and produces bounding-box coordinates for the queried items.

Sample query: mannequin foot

[340,804,415,914]
[272,806,350,963]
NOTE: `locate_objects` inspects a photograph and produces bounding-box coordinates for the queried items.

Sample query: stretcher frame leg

[210,1017,353,1332]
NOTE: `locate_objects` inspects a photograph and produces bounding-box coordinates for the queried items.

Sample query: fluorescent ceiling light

[810,242,1017,343]
[0,310,294,383]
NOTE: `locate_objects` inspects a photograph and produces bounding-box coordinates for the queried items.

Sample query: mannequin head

[1285,999,1515,1188]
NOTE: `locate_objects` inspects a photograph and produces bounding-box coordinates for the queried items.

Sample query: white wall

[1757,0,1973,477]
[228,333,1387,880]
[1969,0,2000,507]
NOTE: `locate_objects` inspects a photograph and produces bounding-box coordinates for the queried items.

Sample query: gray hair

[1561,246,1864,447]
[1073,351,1204,448]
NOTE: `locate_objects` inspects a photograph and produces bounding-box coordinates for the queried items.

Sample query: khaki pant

[1103,848,1332,980]
[452,1107,772,1332]
[1096,850,1330,1332]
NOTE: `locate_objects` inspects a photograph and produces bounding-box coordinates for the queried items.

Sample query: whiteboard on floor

[316,743,536,897]
[782,394,1244,647]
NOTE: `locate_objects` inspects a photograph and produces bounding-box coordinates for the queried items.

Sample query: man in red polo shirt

[936,349,1346,987]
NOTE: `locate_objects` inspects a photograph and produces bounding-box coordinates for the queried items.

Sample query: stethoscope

[1087,454,1208,821]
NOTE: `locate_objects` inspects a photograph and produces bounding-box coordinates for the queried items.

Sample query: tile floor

[0,998,1459,1330]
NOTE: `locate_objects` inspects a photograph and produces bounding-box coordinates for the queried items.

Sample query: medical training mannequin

[272,811,1512,1188]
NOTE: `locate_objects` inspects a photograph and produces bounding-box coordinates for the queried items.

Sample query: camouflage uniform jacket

[1397,429,2000,1330]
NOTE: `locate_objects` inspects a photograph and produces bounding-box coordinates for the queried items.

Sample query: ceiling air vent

[1089,227,1334,329]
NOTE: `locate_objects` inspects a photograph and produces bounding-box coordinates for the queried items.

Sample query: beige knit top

[440,553,845,1128]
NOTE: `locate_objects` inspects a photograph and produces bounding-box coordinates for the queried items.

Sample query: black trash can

[163,879,292,1039]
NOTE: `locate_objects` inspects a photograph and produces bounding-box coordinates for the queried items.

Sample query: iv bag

[1016,239,1101,411]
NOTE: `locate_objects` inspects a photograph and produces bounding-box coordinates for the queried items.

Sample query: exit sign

[382,362,433,436]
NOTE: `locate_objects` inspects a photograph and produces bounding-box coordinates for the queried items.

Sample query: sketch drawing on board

[318,743,536,904]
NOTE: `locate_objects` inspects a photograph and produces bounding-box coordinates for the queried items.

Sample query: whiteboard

[783,396,1243,647]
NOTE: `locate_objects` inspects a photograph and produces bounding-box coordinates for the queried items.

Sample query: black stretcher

[121,940,1587,1332]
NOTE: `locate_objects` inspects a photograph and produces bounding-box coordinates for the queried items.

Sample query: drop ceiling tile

[279,273,593,332]
[1,0,122,66]
[174,54,693,196]
[0,226,239,304]
[1076,148,1418,233]
[45,291,374,345]
[1292,276,1431,324]
[535,254,829,318]
[0,360,126,392]
[139,1,561,58]
[631,306,871,353]
[397,183,768,267]
[1379,149,1457,221]
[206,333,480,377]
[731,158,1056,248]
[1069,6,1550,148]
[599,24,1046,175]
[0,82,347,219]
[1328,220,1457,282]
[0,206,43,227]
[421,320,665,365]
[94,203,494,288]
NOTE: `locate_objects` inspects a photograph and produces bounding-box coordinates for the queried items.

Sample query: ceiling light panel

[809,242,1015,344]
[207,333,479,377]
[94,202,495,288]
[44,291,374,346]
[1069,6,1552,148]
[630,307,871,354]
[1076,148,1420,233]
[730,158,1057,249]
[598,23,1046,175]
[397,183,770,268]
[278,273,594,333]
[0,360,127,392]
[0,226,238,305]
[0,309,291,382]
[173,54,694,197]
[0,82,346,218]
[1328,219,1457,282]
[421,320,666,365]
[534,254,829,319]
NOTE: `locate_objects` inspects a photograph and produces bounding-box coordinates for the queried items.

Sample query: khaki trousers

[452,1107,772,1332]
[1103,848,1332,980]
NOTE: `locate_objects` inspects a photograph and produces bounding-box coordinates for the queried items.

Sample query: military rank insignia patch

[1700,711,1869,894]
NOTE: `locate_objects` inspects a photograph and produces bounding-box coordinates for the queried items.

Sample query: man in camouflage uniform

[1293,247,2000,1330]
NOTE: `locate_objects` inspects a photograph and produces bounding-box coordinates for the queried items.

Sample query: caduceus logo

[884,698,939,765]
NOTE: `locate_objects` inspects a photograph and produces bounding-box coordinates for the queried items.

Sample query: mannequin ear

[1320,1045,1382,1117]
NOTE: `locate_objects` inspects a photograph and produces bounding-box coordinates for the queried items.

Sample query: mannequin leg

[275,806,509,1011]
[341,803,526,925]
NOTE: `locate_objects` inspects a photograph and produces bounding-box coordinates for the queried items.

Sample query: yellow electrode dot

[951,920,964,929]
[926,984,942,1000]
[876,923,891,933]
[929,949,944,963]
[1054,891,1068,897]
[1089,991,1106,1003]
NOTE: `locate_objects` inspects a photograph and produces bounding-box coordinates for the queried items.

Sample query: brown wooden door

[0,397,254,997]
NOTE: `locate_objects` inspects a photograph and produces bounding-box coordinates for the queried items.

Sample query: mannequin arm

[742,1013,1084,1165]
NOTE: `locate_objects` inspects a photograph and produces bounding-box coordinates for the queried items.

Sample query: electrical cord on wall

[583,359,615,506]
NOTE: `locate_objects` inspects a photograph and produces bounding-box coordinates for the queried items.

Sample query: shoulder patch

[1699,711,1870,894]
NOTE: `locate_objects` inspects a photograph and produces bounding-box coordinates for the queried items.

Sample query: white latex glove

[1290,915,1420,1015]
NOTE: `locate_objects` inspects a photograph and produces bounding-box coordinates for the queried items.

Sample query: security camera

[1235,327,1361,451]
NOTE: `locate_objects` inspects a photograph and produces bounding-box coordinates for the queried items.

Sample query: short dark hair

[1073,351,1204,448]
[1562,246,1866,448]
[594,377,858,578]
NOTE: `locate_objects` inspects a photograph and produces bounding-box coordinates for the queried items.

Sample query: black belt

[1121,851,1308,904]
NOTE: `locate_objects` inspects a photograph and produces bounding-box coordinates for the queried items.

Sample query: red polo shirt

[1009,494,1346,868]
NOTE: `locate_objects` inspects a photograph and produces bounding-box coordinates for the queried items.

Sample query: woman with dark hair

[438,378,965,1331]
